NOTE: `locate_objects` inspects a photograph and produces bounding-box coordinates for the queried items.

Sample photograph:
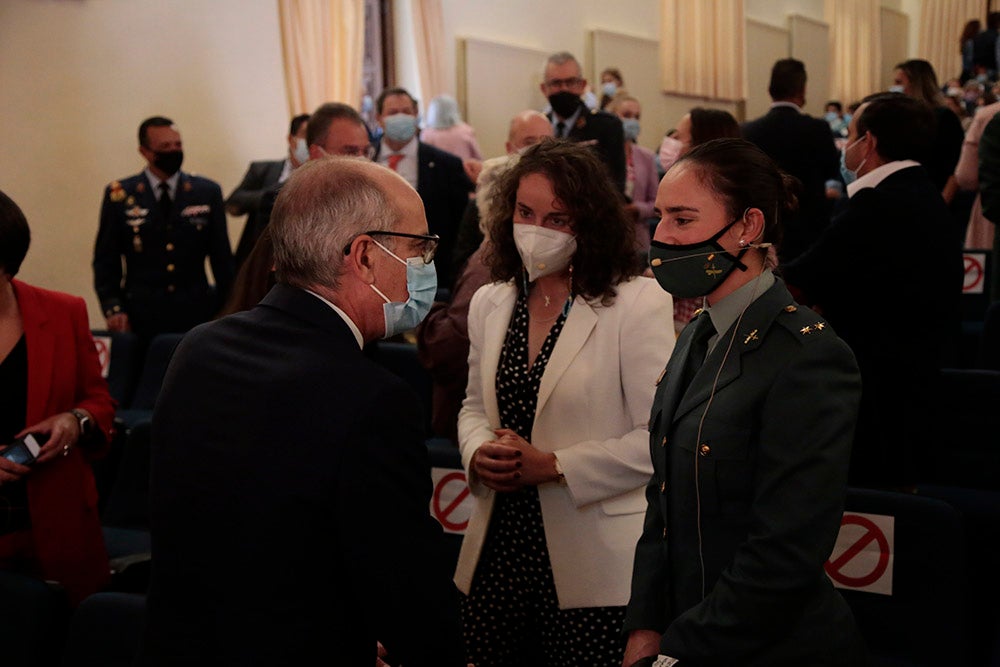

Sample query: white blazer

[455,277,675,609]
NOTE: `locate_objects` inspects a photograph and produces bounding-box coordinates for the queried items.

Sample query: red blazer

[14,279,115,604]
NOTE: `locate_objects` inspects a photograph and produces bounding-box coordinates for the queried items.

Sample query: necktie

[680,310,714,392]
[556,121,566,138]
[387,153,404,171]
[158,182,172,218]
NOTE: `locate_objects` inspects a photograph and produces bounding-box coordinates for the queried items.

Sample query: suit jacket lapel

[481,285,517,428]
[535,296,597,418]
[14,281,55,424]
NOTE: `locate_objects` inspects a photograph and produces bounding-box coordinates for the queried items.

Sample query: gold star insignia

[784,305,797,313]
[813,322,826,331]
[800,325,812,335]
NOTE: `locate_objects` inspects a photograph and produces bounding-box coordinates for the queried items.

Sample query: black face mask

[153,150,184,177]
[548,91,580,119]
[648,218,750,298]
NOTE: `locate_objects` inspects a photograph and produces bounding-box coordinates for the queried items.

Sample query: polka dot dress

[461,290,627,667]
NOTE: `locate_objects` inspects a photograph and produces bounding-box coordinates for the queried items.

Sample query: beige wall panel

[881,8,910,91]
[745,19,791,120]
[789,14,831,116]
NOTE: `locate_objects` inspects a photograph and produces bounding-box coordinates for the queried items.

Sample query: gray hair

[425,95,462,129]
[271,158,397,290]
[544,51,580,75]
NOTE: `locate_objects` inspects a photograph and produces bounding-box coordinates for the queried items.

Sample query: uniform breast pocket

[678,425,753,516]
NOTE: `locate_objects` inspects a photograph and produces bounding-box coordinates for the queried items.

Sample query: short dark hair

[483,138,636,303]
[825,101,843,113]
[289,114,310,137]
[988,12,1000,30]
[0,190,31,277]
[675,138,798,249]
[305,103,365,148]
[689,108,741,147]
[376,87,418,115]
[138,116,175,148]
[768,59,806,100]
[856,94,936,162]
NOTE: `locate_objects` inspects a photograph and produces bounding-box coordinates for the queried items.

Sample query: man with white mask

[139,157,468,666]
[374,87,474,289]
[228,114,311,267]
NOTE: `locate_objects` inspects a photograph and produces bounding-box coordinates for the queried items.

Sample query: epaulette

[776,303,831,341]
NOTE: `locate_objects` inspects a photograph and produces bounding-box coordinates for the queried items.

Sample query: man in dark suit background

[137,157,466,666]
[542,51,626,194]
[742,59,841,263]
[227,113,310,267]
[374,87,474,289]
[93,116,233,340]
[783,94,964,489]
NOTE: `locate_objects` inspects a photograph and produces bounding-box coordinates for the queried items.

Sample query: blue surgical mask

[839,137,867,186]
[293,138,309,164]
[888,85,905,94]
[824,111,839,124]
[383,114,418,143]
[369,241,437,338]
[622,118,641,142]
[602,81,618,98]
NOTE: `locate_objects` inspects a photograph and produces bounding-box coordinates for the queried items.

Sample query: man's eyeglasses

[343,231,440,264]
[544,77,583,90]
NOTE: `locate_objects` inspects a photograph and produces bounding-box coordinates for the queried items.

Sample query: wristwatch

[70,409,92,438]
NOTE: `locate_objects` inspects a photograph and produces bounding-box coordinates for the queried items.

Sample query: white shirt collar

[847,160,921,198]
[304,289,364,349]
[144,168,180,198]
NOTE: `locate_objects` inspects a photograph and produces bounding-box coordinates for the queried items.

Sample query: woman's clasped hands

[471,428,559,492]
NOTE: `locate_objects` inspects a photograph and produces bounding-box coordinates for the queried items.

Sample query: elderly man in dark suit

[542,51,626,194]
[374,87,474,289]
[742,59,841,263]
[93,116,233,340]
[226,113,310,267]
[137,158,466,666]
[783,94,964,488]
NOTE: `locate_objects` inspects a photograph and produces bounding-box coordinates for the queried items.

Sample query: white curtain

[278,0,366,115]
[919,0,984,83]
[411,0,447,98]
[660,0,745,101]
[825,0,882,104]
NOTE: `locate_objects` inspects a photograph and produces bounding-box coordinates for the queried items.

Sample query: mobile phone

[0,433,46,466]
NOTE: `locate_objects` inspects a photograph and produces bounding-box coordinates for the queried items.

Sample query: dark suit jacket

[374,140,474,289]
[782,165,964,487]
[137,284,465,666]
[549,101,627,193]
[624,278,865,666]
[226,159,286,267]
[14,280,115,605]
[742,105,841,262]
[93,171,234,338]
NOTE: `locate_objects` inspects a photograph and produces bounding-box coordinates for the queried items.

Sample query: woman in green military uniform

[623,138,868,666]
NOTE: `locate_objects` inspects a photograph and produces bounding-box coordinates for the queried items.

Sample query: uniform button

[699,444,711,457]
[166,264,175,272]
[660,481,666,493]
[662,527,667,538]
[166,243,175,251]
[661,436,667,447]
[166,284,176,293]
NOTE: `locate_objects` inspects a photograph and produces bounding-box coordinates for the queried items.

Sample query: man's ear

[345,235,377,283]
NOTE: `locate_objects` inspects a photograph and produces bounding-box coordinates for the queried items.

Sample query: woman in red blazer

[0,190,115,605]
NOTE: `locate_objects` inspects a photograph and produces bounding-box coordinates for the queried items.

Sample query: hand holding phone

[0,433,46,466]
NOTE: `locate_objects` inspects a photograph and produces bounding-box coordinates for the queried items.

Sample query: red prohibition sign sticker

[963,254,985,293]
[432,471,471,532]
[825,514,891,588]
[93,337,111,378]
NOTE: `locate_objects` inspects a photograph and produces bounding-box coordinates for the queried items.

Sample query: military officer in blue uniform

[623,139,867,667]
[93,116,234,339]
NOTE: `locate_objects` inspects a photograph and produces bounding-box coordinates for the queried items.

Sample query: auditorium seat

[89,330,142,409]
[101,421,152,594]
[116,333,183,428]
[0,571,69,667]
[839,488,966,666]
[59,593,145,667]
[921,369,1000,491]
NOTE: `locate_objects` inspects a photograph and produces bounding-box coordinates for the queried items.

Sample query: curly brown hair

[483,138,636,303]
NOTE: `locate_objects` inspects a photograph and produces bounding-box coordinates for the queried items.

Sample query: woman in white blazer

[456,140,675,666]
